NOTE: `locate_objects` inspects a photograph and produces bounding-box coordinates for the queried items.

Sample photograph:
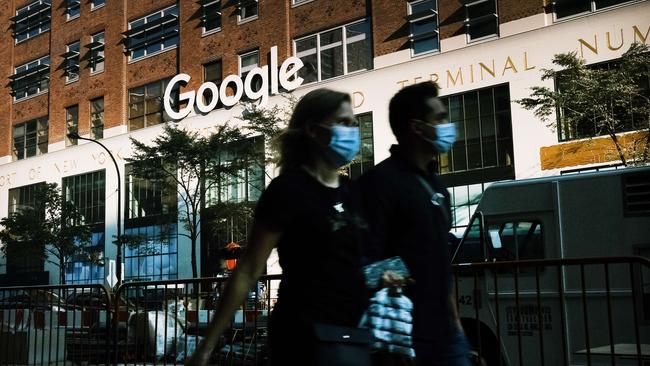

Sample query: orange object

[226,258,237,271]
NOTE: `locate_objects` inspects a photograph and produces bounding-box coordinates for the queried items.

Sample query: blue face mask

[324,125,360,167]
[422,122,457,153]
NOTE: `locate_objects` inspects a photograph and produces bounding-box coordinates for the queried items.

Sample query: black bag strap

[415,174,450,229]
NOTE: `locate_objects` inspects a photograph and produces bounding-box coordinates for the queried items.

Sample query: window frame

[64,41,80,83]
[293,18,372,85]
[464,0,499,43]
[90,97,105,140]
[406,0,439,57]
[126,5,179,63]
[238,49,260,78]
[237,0,259,24]
[13,0,52,44]
[66,0,80,21]
[12,117,49,161]
[88,32,105,75]
[12,55,50,102]
[128,78,178,131]
[65,105,79,146]
[201,0,222,35]
[291,0,314,6]
[91,0,106,11]
[552,0,638,22]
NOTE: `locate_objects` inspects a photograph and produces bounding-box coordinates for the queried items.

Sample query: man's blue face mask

[417,121,457,153]
[318,124,360,167]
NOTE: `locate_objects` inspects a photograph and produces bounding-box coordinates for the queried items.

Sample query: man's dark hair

[389,81,445,141]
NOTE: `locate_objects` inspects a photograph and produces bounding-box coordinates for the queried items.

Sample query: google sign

[164,46,304,120]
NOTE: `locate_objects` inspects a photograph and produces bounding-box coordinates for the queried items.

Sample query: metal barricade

[1,256,647,366]
[112,274,281,366]
[0,283,112,366]
[451,256,650,366]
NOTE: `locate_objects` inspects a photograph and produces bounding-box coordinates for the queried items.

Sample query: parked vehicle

[451,166,650,366]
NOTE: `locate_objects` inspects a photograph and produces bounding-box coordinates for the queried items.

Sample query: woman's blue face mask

[321,124,360,167]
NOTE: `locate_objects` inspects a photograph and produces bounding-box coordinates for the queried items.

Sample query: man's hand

[381,271,414,288]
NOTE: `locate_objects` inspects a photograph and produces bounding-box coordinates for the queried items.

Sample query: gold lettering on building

[633,25,650,44]
[397,80,409,89]
[479,60,496,79]
[352,91,365,108]
[469,64,475,83]
[524,52,535,71]
[413,76,423,84]
[579,35,598,57]
[606,29,624,50]
[446,68,464,87]
[429,73,439,84]
[502,56,518,75]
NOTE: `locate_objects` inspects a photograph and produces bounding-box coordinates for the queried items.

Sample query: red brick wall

[498,0,545,24]
[290,0,367,39]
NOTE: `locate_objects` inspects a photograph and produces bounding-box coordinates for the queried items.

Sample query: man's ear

[409,120,424,137]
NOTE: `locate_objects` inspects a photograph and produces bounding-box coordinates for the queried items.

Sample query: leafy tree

[0,183,94,284]
[516,42,650,166]
[127,124,253,278]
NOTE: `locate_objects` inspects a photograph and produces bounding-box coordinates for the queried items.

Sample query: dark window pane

[555,0,591,18]
[413,35,438,55]
[346,21,371,73]
[320,29,344,80]
[469,18,498,40]
[594,0,629,8]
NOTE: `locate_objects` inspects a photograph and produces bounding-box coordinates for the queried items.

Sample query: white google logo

[164,46,304,120]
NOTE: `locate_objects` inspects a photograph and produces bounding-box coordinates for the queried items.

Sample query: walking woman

[186,89,368,366]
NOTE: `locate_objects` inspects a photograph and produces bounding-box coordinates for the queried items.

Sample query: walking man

[360,81,470,365]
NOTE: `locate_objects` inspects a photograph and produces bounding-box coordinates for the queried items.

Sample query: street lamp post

[67,132,122,287]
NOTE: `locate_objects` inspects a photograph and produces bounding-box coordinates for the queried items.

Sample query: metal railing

[0,257,647,365]
[451,256,650,366]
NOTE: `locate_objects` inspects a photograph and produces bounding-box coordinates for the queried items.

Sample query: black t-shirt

[254,168,367,327]
[359,145,455,345]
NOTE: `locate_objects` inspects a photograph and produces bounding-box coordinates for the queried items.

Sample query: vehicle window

[489,221,544,261]
[453,214,485,264]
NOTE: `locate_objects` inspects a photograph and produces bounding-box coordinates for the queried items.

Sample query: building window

[554,0,632,20]
[87,32,105,74]
[239,50,259,79]
[63,170,106,284]
[64,41,80,82]
[125,5,179,61]
[65,105,79,146]
[12,0,51,43]
[557,60,650,141]
[66,0,80,20]
[206,136,265,205]
[128,79,178,131]
[292,0,311,4]
[6,183,47,274]
[90,97,104,139]
[91,0,105,10]
[438,84,513,174]
[406,0,438,56]
[437,84,515,233]
[202,0,221,33]
[294,19,371,84]
[345,113,374,179]
[203,60,223,108]
[238,0,258,22]
[124,164,178,281]
[12,117,48,161]
[8,182,43,214]
[464,0,498,41]
[11,56,50,101]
